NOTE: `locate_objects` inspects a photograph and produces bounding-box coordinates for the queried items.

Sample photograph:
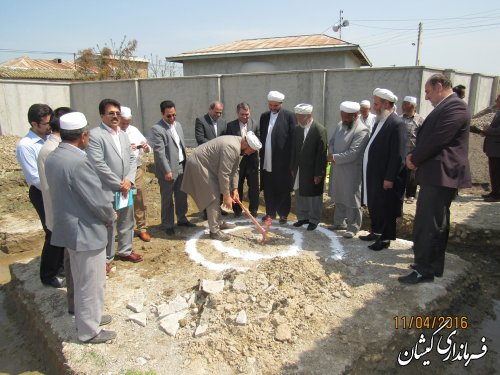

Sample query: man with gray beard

[327,101,370,238]
[360,88,407,251]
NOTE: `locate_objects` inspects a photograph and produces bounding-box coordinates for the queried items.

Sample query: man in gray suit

[151,100,195,236]
[46,112,116,344]
[87,99,143,269]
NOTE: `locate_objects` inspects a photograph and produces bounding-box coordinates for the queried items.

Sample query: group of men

[15,72,478,344]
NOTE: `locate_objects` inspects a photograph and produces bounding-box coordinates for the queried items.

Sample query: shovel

[233,197,270,245]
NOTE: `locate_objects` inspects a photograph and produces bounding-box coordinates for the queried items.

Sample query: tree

[148,54,183,78]
[75,36,141,80]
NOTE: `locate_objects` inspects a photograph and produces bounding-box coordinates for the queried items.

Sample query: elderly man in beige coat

[181,133,262,241]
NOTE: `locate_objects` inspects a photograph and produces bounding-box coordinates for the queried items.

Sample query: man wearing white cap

[182,133,262,241]
[87,99,143,270]
[119,106,152,241]
[360,88,407,251]
[259,90,297,224]
[45,112,117,344]
[290,104,327,231]
[400,96,425,203]
[327,101,370,238]
[359,100,376,132]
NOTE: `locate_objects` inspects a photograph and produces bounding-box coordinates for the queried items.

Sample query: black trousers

[488,156,500,196]
[262,171,291,219]
[29,186,65,283]
[405,167,418,198]
[232,160,259,215]
[412,185,456,278]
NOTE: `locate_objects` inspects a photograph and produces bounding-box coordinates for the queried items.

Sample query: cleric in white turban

[245,131,262,151]
[340,101,360,113]
[294,103,313,115]
[373,88,398,103]
[267,90,285,102]
[60,112,89,130]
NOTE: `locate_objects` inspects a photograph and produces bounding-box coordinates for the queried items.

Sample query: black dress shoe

[307,223,318,231]
[165,228,175,236]
[368,239,390,251]
[177,221,196,227]
[293,219,309,227]
[42,276,66,288]
[481,192,492,198]
[279,217,287,224]
[250,212,258,218]
[359,232,380,241]
[83,329,117,344]
[484,196,500,202]
[398,271,434,284]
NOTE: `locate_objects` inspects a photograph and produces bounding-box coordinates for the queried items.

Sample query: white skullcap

[246,131,262,150]
[267,90,285,102]
[340,101,360,113]
[294,103,313,115]
[60,112,88,130]
[360,100,371,108]
[373,88,398,103]
[403,96,417,105]
[120,106,132,119]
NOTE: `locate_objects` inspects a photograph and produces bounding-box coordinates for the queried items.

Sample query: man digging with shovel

[181,132,262,242]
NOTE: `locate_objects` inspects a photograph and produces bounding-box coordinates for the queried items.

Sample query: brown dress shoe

[118,252,144,263]
[138,231,151,242]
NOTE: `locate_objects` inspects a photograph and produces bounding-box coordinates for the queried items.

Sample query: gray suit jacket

[86,123,137,201]
[45,143,115,251]
[150,119,187,180]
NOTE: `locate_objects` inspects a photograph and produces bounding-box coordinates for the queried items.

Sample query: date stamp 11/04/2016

[396,317,488,368]
[394,315,469,330]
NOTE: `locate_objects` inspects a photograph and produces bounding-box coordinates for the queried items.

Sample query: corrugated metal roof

[0,56,75,70]
[169,34,371,67]
[0,56,80,80]
[182,34,347,55]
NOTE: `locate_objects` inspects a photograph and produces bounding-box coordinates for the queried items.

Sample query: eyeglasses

[38,121,51,126]
[165,114,176,118]
[107,111,121,116]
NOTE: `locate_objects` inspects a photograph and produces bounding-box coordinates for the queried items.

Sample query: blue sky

[1,0,499,75]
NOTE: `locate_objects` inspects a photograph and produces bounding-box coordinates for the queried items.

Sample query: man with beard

[259,90,297,224]
[400,74,471,284]
[359,100,376,132]
[290,104,327,231]
[360,88,407,251]
[328,101,370,238]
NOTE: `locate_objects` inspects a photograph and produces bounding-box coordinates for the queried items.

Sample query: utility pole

[339,10,344,39]
[415,22,422,66]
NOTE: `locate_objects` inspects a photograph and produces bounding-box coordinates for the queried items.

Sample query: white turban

[60,112,88,130]
[245,131,262,151]
[360,100,371,108]
[373,88,398,103]
[120,106,132,119]
[294,103,313,114]
[340,101,360,113]
[267,90,285,102]
[403,96,417,105]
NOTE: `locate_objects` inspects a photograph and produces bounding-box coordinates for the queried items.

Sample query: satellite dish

[342,20,349,27]
[332,24,340,32]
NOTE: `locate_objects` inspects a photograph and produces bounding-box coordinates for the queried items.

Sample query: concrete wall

[182,50,360,76]
[1,67,498,145]
[0,80,70,136]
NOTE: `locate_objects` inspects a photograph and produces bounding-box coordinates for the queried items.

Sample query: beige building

[168,34,371,76]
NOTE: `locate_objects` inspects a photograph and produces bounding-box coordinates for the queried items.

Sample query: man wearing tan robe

[181,134,262,241]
